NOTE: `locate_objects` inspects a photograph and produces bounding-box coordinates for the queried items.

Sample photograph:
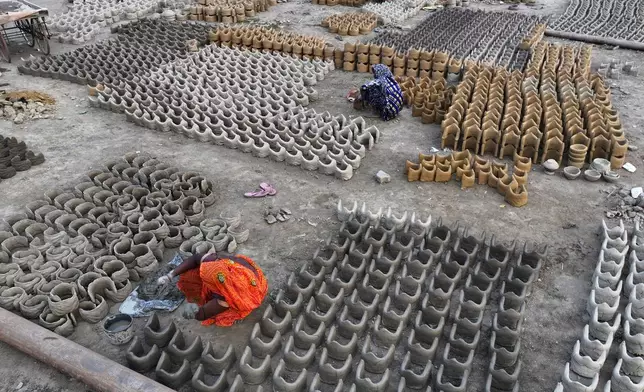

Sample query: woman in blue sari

[360,64,404,121]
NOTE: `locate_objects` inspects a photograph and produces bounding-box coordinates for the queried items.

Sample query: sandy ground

[0,0,643,390]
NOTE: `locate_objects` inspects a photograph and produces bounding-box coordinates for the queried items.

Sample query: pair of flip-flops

[244,182,277,198]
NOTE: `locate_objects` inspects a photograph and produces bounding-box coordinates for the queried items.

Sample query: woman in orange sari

[157,252,268,326]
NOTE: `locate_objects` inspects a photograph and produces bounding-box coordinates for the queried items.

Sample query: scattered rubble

[375,170,391,184]
[0,90,56,123]
[606,186,644,222]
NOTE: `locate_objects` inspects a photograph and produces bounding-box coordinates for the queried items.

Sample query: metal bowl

[103,313,134,345]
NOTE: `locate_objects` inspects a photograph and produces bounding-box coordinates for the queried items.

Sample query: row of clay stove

[555,220,644,391]
[126,313,245,390]
[0,152,221,336]
[48,0,164,45]
[406,151,531,207]
[312,0,367,6]
[441,44,625,169]
[550,0,644,43]
[20,20,211,87]
[362,0,427,25]
[527,43,624,168]
[341,43,462,80]
[396,75,452,125]
[0,135,45,181]
[214,201,544,391]
[211,25,334,61]
[209,24,466,80]
[370,8,544,70]
[87,45,380,180]
[186,0,276,22]
[322,12,378,36]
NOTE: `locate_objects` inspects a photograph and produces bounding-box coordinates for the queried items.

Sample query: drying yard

[1,0,644,390]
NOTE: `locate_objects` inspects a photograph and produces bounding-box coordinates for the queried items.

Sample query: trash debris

[623,162,637,173]
[346,88,360,103]
[606,186,644,223]
[3,90,55,105]
[375,170,391,184]
[0,90,56,123]
[429,147,452,154]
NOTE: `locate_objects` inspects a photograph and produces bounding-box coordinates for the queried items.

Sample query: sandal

[244,183,277,198]
[259,183,277,196]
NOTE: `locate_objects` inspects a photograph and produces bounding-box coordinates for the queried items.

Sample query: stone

[619,189,631,198]
[623,163,636,173]
[637,196,644,208]
[632,187,643,199]
[13,113,24,124]
[266,215,277,224]
[4,106,16,120]
[375,170,391,184]
[628,145,639,151]
[624,196,637,206]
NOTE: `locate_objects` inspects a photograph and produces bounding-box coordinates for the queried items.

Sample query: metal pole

[0,308,174,392]
[545,29,644,51]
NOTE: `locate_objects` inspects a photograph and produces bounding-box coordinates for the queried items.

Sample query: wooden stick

[0,308,174,392]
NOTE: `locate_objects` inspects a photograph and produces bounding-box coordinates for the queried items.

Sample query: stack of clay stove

[209,25,334,61]
[555,220,644,391]
[340,42,461,80]
[0,152,220,336]
[406,151,531,207]
[440,43,627,169]
[322,12,377,36]
[396,75,452,124]
[0,135,45,181]
[312,0,366,6]
[186,0,275,22]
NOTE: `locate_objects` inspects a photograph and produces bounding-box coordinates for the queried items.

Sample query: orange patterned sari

[177,254,268,327]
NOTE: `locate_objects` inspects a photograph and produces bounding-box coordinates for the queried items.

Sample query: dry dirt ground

[0,0,643,390]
